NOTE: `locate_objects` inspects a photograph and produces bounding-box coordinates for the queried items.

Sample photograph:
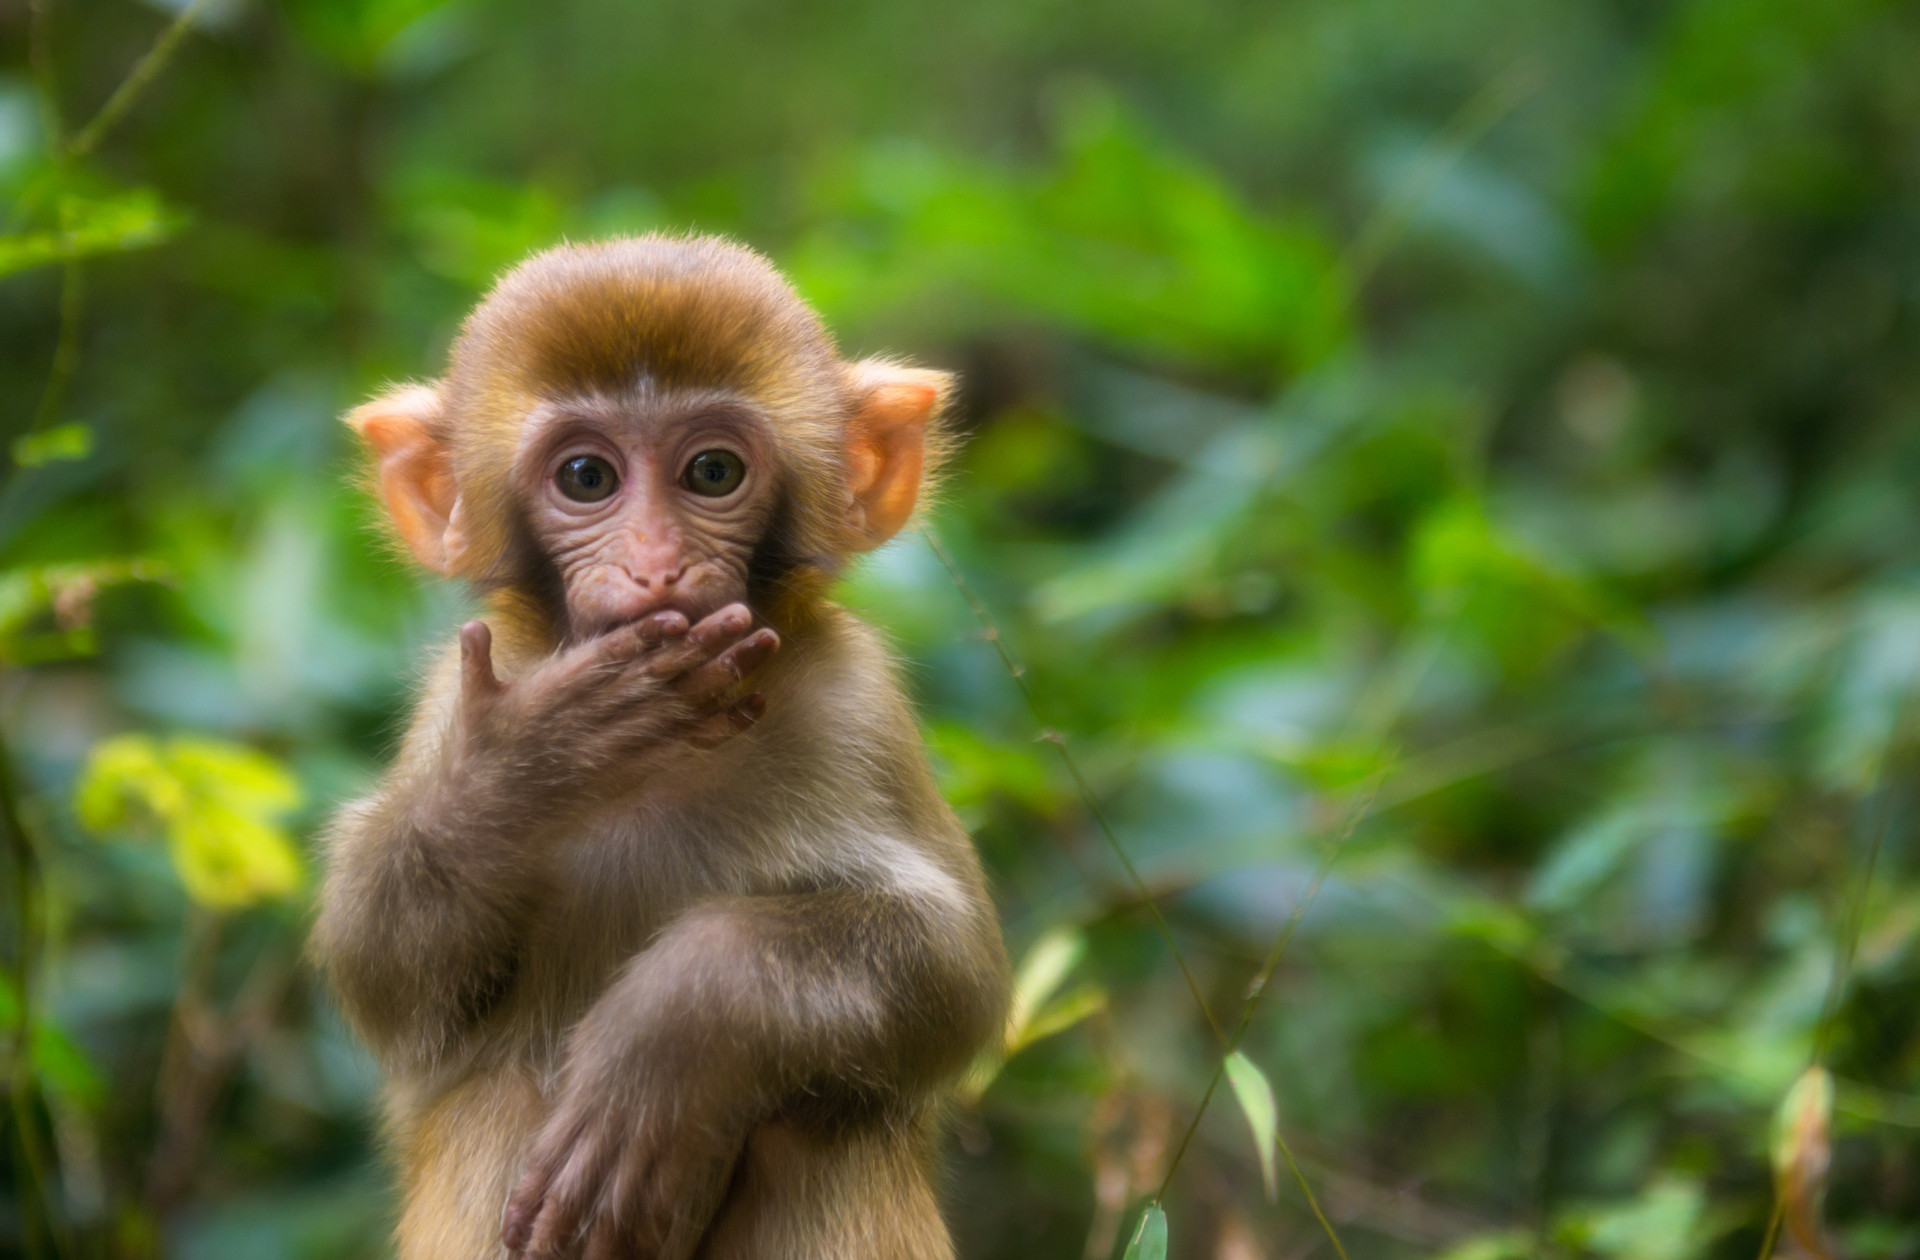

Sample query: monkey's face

[512,392,783,639]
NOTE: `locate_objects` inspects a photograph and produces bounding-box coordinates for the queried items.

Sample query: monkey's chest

[516,808,751,1014]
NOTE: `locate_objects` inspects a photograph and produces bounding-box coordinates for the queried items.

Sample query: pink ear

[346,385,464,575]
[844,360,951,551]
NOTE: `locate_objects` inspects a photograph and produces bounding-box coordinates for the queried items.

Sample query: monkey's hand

[501,934,757,1260]
[451,603,779,801]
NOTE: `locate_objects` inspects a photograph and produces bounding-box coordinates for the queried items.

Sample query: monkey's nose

[635,562,688,590]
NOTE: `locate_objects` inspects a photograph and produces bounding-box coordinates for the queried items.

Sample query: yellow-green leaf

[1012,983,1107,1052]
[11,423,93,468]
[164,737,301,816]
[0,189,183,281]
[74,733,182,829]
[74,733,303,909]
[1772,1065,1834,1258]
[1224,1050,1280,1199]
[1005,924,1085,1047]
[1122,1203,1167,1260]
[168,802,303,909]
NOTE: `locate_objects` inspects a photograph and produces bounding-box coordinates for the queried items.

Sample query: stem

[64,0,211,161]
[27,261,85,440]
[27,0,62,148]
[0,721,70,1259]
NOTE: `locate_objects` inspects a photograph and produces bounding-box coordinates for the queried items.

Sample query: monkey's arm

[312,610,779,1069]
[648,885,1007,1100]
[310,759,544,1068]
[504,881,1008,1259]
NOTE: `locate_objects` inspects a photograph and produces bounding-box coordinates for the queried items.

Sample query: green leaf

[0,188,183,281]
[11,423,93,467]
[0,976,106,1110]
[1012,983,1107,1052]
[1122,1203,1167,1260]
[1562,1176,1706,1260]
[1223,1050,1280,1200]
[1433,1230,1535,1260]
[1004,925,1086,1048]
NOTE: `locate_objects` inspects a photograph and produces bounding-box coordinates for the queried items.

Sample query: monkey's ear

[844,360,951,551]
[345,385,468,576]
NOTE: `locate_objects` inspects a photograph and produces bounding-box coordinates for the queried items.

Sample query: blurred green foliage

[3,0,1920,1257]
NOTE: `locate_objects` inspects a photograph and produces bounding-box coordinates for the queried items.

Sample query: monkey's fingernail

[695,611,749,646]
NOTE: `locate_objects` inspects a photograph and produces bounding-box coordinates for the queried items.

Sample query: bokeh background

[4,0,1920,1256]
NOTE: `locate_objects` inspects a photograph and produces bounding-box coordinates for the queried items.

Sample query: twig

[28,0,62,147]
[1347,58,1544,287]
[0,723,71,1259]
[65,0,211,161]
[147,917,293,1211]
[27,261,85,438]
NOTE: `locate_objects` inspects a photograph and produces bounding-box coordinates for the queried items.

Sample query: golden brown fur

[312,234,1006,1259]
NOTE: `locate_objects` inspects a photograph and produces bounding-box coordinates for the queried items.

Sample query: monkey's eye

[555,455,618,502]
[683,450,746,498]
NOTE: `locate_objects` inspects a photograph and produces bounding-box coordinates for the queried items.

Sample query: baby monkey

[312,235,1008,1259]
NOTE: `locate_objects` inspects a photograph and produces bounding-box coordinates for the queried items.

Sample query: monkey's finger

[573,611,684,674]
[501,1115,591,1252]
[685,694,767,750]
[634,609,690,647]
[515,1136,614,1260]
[678,630,780,706]
[460,621,504,698]
[642,604,754,680]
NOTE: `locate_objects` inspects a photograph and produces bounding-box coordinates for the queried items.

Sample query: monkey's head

[347,234,951,639]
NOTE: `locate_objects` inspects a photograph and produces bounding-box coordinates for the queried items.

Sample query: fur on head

[345,233,954,629]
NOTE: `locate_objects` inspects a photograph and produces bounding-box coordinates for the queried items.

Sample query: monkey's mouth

[576,591,742,640]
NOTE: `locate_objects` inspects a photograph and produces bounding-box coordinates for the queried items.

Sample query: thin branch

[28,0,63,148]
[1347,58,1543,287]
[65,0,211,161]
[0,723,71,1259]
[27,261,85,439]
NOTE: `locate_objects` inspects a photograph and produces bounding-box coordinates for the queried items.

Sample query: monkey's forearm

[312,771,547,1066]
[576,888,1007,1114]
